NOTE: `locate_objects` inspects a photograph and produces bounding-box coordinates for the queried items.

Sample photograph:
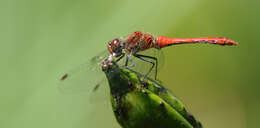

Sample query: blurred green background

[1,0,258,128]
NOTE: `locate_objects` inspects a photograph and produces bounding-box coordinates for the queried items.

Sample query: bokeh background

[1,0,258,128]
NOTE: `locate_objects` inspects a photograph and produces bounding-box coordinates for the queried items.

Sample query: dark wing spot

[61,74,68,81]
[93,84,100,92]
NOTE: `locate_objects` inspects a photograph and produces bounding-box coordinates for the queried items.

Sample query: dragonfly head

[107,38,123,57]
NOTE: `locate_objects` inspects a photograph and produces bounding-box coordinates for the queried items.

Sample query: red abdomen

[156,36,238,48]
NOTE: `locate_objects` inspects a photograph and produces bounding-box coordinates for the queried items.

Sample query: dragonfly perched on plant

[106,31,237,79]
[60,31,237,94]
[102,56,202,128]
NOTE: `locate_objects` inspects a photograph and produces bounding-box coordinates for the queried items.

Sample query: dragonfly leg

[125,55,130,67]
[124,55,136,67]
[134,54,158,80]
[116,53,125,62]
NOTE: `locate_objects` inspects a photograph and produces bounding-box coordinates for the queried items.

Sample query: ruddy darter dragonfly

[60,31,237,93]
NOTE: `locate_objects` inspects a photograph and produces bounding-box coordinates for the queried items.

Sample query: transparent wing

[59,50,110,95]
[127,48,165,79]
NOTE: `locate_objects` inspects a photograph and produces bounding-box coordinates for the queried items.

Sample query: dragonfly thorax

[124,31,157,53]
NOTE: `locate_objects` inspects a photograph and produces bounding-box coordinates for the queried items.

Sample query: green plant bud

[102,59,202,128]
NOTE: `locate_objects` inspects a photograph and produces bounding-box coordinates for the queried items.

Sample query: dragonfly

[60,31,237,95]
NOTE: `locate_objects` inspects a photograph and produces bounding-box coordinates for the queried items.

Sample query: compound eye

[108,38,119,47]
[111,38,119,45]
[107,38,121,54]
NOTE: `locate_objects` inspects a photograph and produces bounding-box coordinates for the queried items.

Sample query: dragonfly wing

[59,50,110,95]
[89,78,110,103]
